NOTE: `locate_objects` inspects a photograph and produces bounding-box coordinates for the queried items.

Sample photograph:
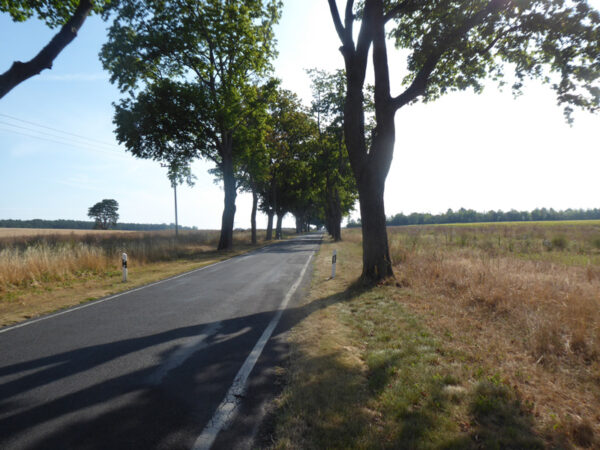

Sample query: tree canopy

[308,68,358,241]
[102,0,281,250]
[87,199,119,230]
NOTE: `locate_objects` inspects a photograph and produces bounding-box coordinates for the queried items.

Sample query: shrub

[551,235,568,251]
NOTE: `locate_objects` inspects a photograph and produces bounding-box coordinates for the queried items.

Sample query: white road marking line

[192,250,315,450]
[146,321,223,386]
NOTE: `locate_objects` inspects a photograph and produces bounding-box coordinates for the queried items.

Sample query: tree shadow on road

[0,273,545,449]
[0,274,358,449]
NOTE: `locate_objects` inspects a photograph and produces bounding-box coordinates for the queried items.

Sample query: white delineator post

[331,249,337,279]
[122,253,128,282]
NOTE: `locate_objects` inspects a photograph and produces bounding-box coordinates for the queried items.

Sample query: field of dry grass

[0,228,254,292]
[270,222,599,449]
[0,228,286,326]
[387,223,599,445]
[0,228,134,237]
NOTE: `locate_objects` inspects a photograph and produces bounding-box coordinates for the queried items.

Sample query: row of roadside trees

[3,0,600,282]
[101,0,357,247]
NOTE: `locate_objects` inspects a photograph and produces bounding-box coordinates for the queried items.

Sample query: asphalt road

[0,233,322,449]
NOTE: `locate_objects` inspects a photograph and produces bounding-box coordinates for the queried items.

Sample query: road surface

[0,233,321,449]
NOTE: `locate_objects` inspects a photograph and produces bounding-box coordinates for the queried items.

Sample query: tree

[260,88,319,239]
[88,199,119,230]
[327,0,600,281]
[0,0,107,99]
[217,81,277,244]
[308,68,358,241]
[102,0,281,250]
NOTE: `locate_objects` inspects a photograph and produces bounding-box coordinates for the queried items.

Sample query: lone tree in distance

[328,0,600,282]
[88,199,119,230]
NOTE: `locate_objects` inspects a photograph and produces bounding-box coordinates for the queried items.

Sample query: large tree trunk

[356,166,393,280]
[343,52,394,280]
[0,0,94,99]
[327,0,401,282]
[250,190,258,244]
[266,210,274,240]
[275,213,283,239]
[343,82,394,280]
[217,141,237,250]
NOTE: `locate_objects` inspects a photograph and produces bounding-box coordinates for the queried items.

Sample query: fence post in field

[122,253,128,282]
[331,249,337,279]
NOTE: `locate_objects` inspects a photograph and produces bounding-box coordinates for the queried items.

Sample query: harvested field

[0,228,134,237]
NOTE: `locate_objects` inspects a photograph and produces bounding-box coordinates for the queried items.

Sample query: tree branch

[344,0,355,43]
[391,0,510,110]
[328,0,346,45]
[0,0,94,99]
[353,0,376,82]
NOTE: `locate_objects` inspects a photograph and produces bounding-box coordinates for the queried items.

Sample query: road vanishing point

[0,233,322,449]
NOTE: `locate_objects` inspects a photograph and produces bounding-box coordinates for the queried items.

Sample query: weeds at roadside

[0,229,271,293]
[270,224,599,449]
[0,228,292,327]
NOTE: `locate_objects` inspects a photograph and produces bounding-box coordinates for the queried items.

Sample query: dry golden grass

[0,227,134,237]
[385,223,600,446]
[0,229,264,292]
[270,223,600,449]
[0,257,225,327]
[0,228,292,327]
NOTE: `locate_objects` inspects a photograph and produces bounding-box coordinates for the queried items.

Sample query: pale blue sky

[1,1,599,229]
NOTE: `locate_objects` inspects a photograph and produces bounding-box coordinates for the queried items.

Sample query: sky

[1,1,599,230]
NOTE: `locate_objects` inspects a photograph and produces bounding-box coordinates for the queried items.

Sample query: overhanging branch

[0,0,94,99]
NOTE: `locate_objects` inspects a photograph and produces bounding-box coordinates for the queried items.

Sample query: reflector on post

[122,253,128,282]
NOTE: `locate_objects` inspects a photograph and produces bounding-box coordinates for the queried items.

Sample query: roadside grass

[0,228,294,327]
[270,223,599,449]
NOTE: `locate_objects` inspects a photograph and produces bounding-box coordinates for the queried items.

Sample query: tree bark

[266,210,274,240]
[344,75,394,280]
[217,140,237,250]
[250,190,258,244]
[356,164,393,280]
[0,0,94,99]
[275,213,283,239]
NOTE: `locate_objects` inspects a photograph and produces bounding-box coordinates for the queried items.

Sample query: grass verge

[268,228,598,449]
[0,241,263,328]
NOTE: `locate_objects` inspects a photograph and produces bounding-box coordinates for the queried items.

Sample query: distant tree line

[346,208,600,228]
[0,219,198,231]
